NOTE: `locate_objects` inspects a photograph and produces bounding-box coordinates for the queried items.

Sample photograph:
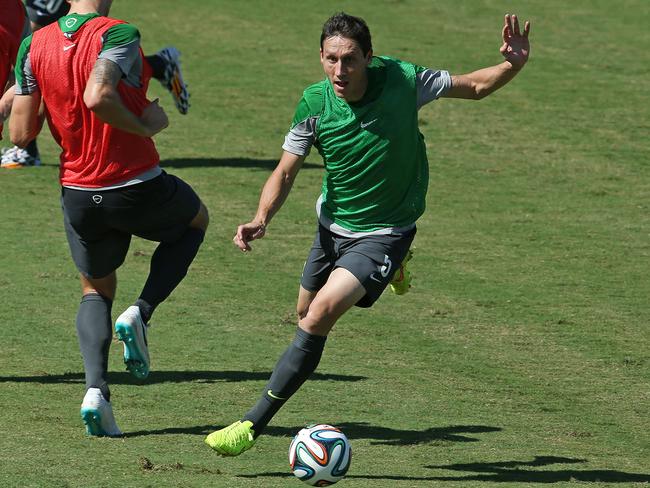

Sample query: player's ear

[365,49,373,65]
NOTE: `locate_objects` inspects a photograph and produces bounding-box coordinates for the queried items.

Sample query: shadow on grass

[336,422,500,445]
[160,157,322,170]
[123,422,499,444]
[424,456,650,483]
[0,370,365,385]
[237,456,650,483]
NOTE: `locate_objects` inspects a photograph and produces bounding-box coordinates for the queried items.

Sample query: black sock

[134,298,154,325]
[25,139,39,157]
[145,54,166,81]
[243,328,327,437]
[137,227,204,323]
[76,293,112,401]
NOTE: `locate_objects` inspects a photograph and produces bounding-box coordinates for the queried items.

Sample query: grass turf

[0,1,648,486]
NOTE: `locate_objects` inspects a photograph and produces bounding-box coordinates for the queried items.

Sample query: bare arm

[447,62,521,100]
[83,58,168,137]
[9,91,41,147]
[233,150,306,252]
[0,81,16,126]
[445,14,531,100]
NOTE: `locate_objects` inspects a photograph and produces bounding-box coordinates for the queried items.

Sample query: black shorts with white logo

[301,223,416,308]
[61,171,200,279]
[25,0,70,27]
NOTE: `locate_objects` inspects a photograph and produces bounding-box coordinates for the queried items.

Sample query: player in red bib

[10,0,209,437]
[2,0,189,168]
[0,0,28,141]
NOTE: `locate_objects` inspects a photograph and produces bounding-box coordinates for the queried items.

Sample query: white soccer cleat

[80,388,122,437]
[156,46,190,115]
[115,306,150,379]
[1,145,41,168]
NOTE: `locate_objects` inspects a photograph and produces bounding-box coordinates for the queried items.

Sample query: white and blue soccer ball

[289,424,352,486]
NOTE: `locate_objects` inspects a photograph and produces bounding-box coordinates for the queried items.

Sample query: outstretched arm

[233,150,306,252]
[445,14,531,100]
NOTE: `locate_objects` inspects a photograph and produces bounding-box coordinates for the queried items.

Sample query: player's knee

[80,272,116,301]
[297,303,309,321]
[300,300,338,333]
[296,295,314,321]
[190,202,209,232]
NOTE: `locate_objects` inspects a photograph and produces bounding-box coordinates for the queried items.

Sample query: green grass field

[1,1,649,486]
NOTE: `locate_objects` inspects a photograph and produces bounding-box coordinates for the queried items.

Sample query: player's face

[320,36,372,102]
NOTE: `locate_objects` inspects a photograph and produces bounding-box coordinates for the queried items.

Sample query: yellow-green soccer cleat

[205,420,256,456]
[390,248,413,295]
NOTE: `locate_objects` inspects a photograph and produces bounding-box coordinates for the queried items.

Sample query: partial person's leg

[144,54,166,80]
[76,273,116,399]
[117,204,207,379]
[244,269,365,433]
[390,247,414,295]
[145,47,190,115]
[296,286,318,322]
[135,201,209,323]
[77,272,122,436]
[0,141,41,167]
[61,186,130,435]
[109,173,206,378]
[205,268,366,456]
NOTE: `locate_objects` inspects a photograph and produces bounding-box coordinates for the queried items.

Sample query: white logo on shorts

[380,255,393,278]
[92,195,103,204]
[360,118,378,129]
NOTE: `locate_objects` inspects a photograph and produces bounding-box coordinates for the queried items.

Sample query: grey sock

[76,293,112,401]
[243,328,327,436]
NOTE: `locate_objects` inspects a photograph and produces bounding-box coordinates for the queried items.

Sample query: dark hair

[320,12,372,56]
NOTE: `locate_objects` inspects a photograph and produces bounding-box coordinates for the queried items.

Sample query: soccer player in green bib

[206,11,531,455]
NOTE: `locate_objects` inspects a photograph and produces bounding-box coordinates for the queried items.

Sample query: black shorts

[301,224,416,308]
[61,171,201,279]
[25,0,70,27]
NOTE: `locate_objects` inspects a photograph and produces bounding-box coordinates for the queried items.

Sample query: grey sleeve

[98,39,142,87]
[14,52,37,95]
[282,116,319,156]
[416,69,452,109]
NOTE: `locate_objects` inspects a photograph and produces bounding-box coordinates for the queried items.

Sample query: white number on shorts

[380,255,393,278]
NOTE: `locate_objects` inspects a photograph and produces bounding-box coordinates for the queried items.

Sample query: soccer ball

[289,424,352,486]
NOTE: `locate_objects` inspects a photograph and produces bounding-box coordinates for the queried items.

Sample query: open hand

[500,14,531,70]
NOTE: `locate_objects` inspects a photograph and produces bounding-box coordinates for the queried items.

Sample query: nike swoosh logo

[369,273,383,283]
[267,389,287,400]
[360,118,378,129]
[63,44,77,52]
